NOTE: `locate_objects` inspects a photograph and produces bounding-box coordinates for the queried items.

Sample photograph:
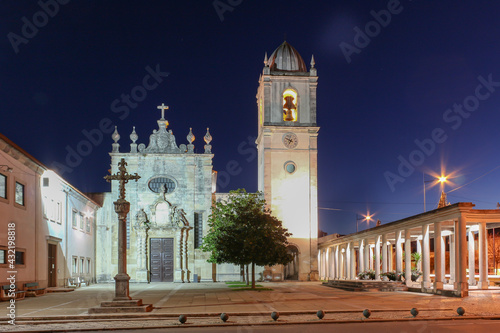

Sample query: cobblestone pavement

[1,282,499,331]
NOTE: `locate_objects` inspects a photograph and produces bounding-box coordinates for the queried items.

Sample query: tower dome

[267,41,307,72]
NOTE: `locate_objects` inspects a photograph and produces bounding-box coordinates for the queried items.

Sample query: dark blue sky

[2,1,500,235]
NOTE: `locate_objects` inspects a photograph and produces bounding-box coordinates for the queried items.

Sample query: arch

[284,244,300,280]
[282,88,298,122]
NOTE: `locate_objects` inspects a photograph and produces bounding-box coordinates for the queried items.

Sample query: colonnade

[318,203,497,297]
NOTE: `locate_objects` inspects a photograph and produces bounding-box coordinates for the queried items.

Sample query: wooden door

[48,244,57,287]
[150,238,174,282]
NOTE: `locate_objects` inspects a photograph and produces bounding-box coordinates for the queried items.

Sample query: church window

[194,212,203,248]
[284,161,296,174]
[283,89,298,122]
[148,177,176,194]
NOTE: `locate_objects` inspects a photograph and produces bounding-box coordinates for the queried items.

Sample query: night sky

[2,1,500,235]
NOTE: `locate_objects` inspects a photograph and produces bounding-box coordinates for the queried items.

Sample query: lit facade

[256,41,320,281]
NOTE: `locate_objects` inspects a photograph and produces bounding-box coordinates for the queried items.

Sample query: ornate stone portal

[134,187,193,283]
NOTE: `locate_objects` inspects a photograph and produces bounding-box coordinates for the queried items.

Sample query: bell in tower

[283,95,296,121]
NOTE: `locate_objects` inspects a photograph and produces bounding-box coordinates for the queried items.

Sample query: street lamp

[356,213,373,233]
[423,173,448,212]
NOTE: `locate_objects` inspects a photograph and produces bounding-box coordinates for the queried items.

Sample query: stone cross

[157,103,169,120]
[103,158,140,301]
[104,158,140,200]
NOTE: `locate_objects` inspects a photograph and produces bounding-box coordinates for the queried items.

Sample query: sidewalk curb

[2,315,500,332]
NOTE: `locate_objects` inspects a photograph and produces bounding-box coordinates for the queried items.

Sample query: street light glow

[438,176,447,183]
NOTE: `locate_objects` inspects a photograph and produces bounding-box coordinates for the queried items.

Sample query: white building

[0,133,99,288]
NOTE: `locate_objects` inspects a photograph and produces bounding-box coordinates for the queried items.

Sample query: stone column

[422,224,431,289]
[335,246,340,279]
[455,217,469,296]
[388,242,394,271]
[350,242,356,279]
[369,246,374,270]
[177,229,184,283]
[478,222,489,289]
[396,231,403,274]
[468,228,475,286]
[441,234,446,283]
[434,222,443,290]
[184,228,191,283]
[382,234,388,274]
[450,234,456,284]
[364,239,370,272]
[113,199,131,300]
[359,240,365,273]
[405,229,412,286]
[330,247,335,279]
[375,236,381,280]
[346,243,351,280]
[417,238,422,272]
[342,248,347,279]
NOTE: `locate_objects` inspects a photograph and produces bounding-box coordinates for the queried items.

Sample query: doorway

[48,243,57,287]
[150,238,174,282]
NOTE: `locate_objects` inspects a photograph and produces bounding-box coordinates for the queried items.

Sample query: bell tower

[255,41,319,281]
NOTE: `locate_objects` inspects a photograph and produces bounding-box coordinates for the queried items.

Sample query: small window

[42,177,49,187]
[0,173,6,199]
[80,258,84,274]
[194,212,203,249]
[72,210,78,228]
[56,202,62,224]
[85,216,91,233]
[87,258,91,274]
[15,250,24,265]
[79,213,84,230]
[284,161,297,174]
[15,182,24,206]
[0,249,6,264]
[283,88,298,122]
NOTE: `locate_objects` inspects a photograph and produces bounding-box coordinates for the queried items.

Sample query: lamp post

[423,173,448,212]
[356,214,373,233]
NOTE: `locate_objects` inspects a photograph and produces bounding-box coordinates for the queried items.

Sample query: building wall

[1,135,99,289]
[0,143,40,288]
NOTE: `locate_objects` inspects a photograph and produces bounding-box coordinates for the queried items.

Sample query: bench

[1,284,26,301]
[24,282,47,297]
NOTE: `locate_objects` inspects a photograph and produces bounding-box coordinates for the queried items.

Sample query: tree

[201,189,293,288]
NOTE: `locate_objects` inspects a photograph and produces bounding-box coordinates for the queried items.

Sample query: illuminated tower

[256,41,319,281]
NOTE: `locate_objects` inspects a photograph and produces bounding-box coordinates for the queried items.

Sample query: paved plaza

[1,282,499,331]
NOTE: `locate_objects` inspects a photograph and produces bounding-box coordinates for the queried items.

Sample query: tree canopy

[200,189,293,288]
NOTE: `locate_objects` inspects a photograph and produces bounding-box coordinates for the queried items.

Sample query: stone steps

[324,280,408,292]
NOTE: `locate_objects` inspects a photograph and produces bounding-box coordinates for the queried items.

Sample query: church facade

[96,41,320,283]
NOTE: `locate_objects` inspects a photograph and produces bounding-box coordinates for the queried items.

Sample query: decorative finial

[204,128,212,154]
[204,128,212,145]
[130,126,138,143]
[112,126,120,143]
[310,55,315,69]
[264,52,268,66]
[187,127,195,144]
